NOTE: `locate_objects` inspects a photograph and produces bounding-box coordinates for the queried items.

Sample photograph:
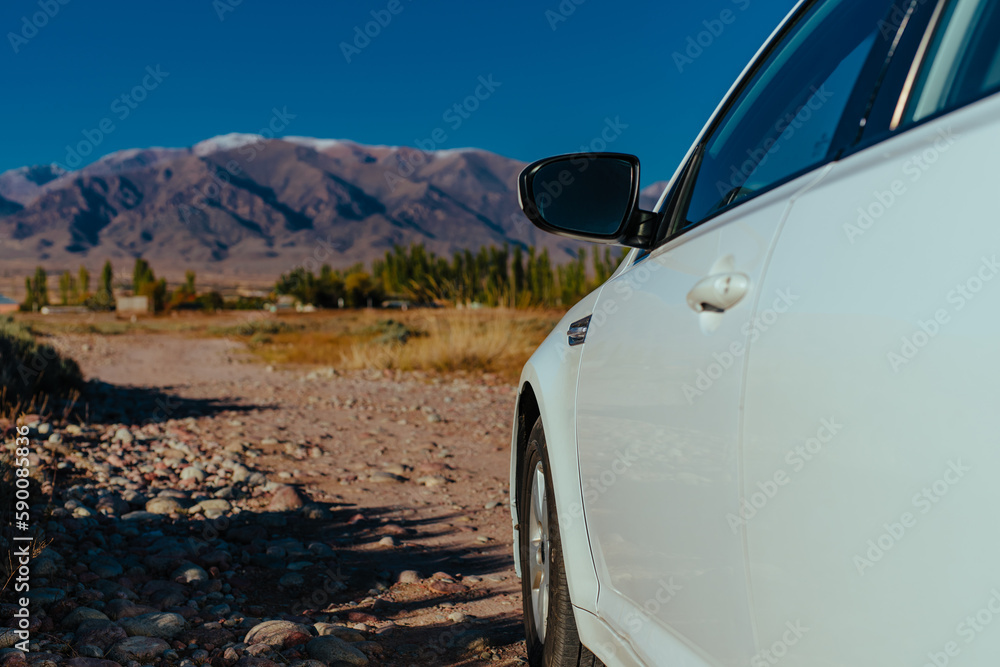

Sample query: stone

[29,588,66,607]
[416,475,449,487]
[89,556,124,579]
[61,607,110,630]
[305,636,368,665]
[243,620,313,649]
[397,570,421,584]
[145,497,184,515]
[278,573,304,587]
[267,486,305,512]
[118,612,186,638]
[66,659,123,667]
[120,511,160,522]
[180,467,206,482]
[368,471,404,484]
[313,624,365,642]
[107,636,170,663]
[171,563,209,584]
[75,620,127,651]
[113,428,133,443]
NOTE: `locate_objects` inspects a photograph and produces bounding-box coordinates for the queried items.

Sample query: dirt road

[34,331,529,665]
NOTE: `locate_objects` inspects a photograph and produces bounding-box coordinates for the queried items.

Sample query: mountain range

[0,135,667,288]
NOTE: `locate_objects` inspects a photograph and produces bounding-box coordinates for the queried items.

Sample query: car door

[741,1,1000,664]
[572,0,896,664]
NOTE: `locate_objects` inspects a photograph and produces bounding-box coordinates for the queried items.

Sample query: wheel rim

[527,460,550,642]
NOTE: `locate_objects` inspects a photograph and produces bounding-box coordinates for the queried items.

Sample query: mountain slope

[0,137,669,284]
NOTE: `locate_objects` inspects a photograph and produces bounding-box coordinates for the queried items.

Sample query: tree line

[276,243,627,308]
[18,243,627,313]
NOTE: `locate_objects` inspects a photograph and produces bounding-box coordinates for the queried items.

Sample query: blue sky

[1,0,798,183]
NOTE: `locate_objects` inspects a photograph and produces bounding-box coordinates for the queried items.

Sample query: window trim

[655,0,908,246]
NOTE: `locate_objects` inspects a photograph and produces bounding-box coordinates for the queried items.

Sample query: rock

[107,636,170,663]
[448,611,469,623]
[31,557,59,577]
[376,536,395,548]
[74,646,105,659]
[416,475,449,487]
[118,612,186,638]
[313,624,365,642]
[171,563,209,584]
[29,588,66,607]
[368,471,404,484]
[66,659,123,667]
[234,658,280,667]
[305,636,368,665]
[267,486,305,512]
[120,511,160,522]
[429,580,468,594]
[113,428,133,444]
[180,467,206,482]
[196,499,231,513]
[397,570,421,584]
[75,620,127,651]
[278,573,304,587]
[243,620,313,649]
[145,497,184,515]
[0,631,19,649]
[61,607,110,630]
[89,556,124,579]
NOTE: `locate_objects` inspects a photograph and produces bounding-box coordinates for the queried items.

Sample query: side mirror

[517,153,657,248]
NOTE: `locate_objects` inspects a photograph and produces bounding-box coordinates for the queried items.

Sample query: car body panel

[574,166,833,666]
[741,92,1000,666]
[511,289,606,612]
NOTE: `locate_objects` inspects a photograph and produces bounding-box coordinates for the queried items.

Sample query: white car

[509,0,1000,665]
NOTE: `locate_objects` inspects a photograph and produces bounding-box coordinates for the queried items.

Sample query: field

[17,307,563,383]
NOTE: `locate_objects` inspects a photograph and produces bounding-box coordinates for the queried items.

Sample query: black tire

[519,417,604,667]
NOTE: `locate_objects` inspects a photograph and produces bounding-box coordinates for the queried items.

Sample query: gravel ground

[0,332,528,667]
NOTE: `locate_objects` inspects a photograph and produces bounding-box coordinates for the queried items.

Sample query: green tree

[32,267,49,308]
[96,260,114,308]
[59,271,74,305]
[78,265,90,298]
[133,258,154,295]
[184,270,196,296]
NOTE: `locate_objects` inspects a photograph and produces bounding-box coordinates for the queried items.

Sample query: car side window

[898,0,1000,128]
[676,0,890,232]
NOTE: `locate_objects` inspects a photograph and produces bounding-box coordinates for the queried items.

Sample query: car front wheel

[519,417,604,667]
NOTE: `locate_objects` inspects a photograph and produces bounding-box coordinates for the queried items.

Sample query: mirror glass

[530,157,634,236]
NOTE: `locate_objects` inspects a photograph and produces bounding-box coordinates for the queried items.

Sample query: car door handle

[686,272,750,313]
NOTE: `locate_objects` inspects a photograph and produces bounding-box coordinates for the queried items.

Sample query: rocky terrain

[0,333,530,666]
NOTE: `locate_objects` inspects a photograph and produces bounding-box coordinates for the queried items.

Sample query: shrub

[0,317,83,416]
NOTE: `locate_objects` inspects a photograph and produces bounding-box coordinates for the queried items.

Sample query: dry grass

[251,309,560,381]
[10,307,563,383]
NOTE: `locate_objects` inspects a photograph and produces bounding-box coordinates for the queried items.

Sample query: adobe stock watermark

[621,577,684,636]
[886,254,999,372]
[726,417,843,534]
[843,127,957,244]
[384,75,502,192]
[7,0,70,54]
[681,287,799,403]
[212,0,243,21]
[921,589,1000,667]
[54,65,170,171]
[852,459,971,575]
[715,83,834,200]
[340,0,415,63]
[673,0,753,73]
[750,620,809,667]
[545,0,587,31]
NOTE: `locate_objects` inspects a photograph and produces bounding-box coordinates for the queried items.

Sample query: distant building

[0,294,17,314]
[116,295,150,313]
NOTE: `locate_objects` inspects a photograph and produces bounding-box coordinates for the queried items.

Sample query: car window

[677,0,889,231]
[898,0,1000,127]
